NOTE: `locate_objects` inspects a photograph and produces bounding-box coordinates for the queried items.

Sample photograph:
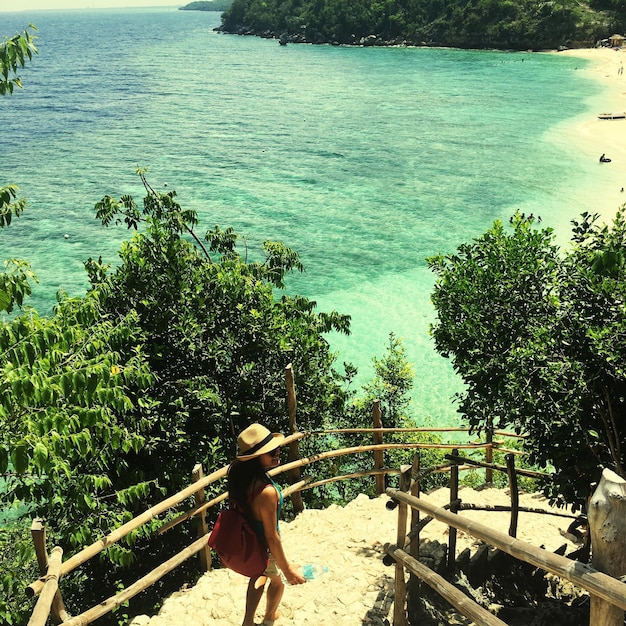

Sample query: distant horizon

[3,0,180,12]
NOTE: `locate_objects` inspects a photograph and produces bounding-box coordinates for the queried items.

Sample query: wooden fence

[384,461,626,626]
[24,417,523,626]
[24,351,626,626]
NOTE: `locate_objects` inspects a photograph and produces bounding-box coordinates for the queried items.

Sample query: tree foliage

[428,211,626,509]
[0,25,42,624]
[0,26,39,314]
[86,171,352,495]
[0,25,38,96]
[313,332,448,505]
[219,0,618,49]
[0,292,159,622]
[179,0,234,10]
[0,169,354,620]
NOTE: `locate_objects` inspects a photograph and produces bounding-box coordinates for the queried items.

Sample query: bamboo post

[485,420,494,484]
[506,453,518,538]
[373,400,385,495]
[409,452,421,561]
[192,464,212,572]
[407,452,421,625]
[448,448,459,570]
[27,546,63,626]
[392,465,410,626]
[285,364,304,514]
[588,468,626,626]
[30,519,68,623]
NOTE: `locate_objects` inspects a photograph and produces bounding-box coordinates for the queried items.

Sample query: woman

[228,423,306,626]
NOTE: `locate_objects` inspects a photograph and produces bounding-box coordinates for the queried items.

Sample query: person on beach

[228,423,306,626]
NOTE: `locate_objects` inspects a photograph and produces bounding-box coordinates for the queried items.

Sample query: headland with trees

[216,0,626,50]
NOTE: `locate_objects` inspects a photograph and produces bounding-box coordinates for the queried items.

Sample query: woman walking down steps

[227,424,305,626]
[128,488,575,626]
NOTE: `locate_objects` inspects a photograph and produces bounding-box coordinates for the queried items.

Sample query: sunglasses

[269,448,281,457]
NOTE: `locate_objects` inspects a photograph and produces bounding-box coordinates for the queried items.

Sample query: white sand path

[128,488,579,626]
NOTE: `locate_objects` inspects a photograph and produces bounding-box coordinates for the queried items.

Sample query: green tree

[0,26,38,314]
[0,25,37,96]
[316,333,447,504]
[428,211,626,509]
[86,172,352,497]
[362,332,414,425]
[0,291,158,622]
[0,30,170,620]
[0,25,41,625]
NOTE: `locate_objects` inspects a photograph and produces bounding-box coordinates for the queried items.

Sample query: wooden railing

[384,459,626,626]
[24,419,524,626]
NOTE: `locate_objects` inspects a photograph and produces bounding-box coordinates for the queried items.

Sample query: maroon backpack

[208,494,269,578]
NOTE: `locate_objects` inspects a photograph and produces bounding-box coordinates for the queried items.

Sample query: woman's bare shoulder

[254,482,278,504]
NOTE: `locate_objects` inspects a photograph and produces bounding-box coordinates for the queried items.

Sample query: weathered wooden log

[506,454,518,538]
[157,491,228,535]
[445,453,547,478]
[415,461,454,478]
[29,520,69,622]
[192,464,212,571]
[300,468,397,491]
[407,500,458,539]
[485,425,494,484]
[275,442,502,481]
[409,453,421,561]
[392,466,410,626]
[588,468,626,626]
[495,447,525,456]
[27,465,229,597]
[311,427,525,438]
[280,478,310,498]
[448,449,459,570]
[403,496,575,544]
[161,466,400,536]
[456,502,575,519]
[385,544,508,626]
[407,453,421,622]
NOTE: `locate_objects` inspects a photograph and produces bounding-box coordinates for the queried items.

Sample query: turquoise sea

[0,7,612,426]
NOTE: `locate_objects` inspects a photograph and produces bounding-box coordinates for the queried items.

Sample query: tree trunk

[589,468,626,626]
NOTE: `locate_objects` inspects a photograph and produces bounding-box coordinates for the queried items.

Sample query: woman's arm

[255,485,305,585]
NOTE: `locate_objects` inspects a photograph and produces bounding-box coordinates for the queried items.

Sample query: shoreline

[549,46,626,227]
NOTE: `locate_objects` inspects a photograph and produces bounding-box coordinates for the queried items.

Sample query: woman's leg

[263,574,285,622]
[243,576,267,626]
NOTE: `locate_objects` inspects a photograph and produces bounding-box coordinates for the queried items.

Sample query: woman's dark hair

[227,457,269,515]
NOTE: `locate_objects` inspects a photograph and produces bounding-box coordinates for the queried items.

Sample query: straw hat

[236,423,285,461]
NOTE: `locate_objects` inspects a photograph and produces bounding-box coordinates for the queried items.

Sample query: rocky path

[128,489,577,626]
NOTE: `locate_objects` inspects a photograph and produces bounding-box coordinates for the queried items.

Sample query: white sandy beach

[549,46,626,226]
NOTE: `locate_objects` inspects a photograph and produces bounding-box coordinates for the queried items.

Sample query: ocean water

[0,7,608,426]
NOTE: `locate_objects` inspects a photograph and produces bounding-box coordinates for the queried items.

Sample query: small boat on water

[598,112,626,119]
